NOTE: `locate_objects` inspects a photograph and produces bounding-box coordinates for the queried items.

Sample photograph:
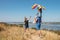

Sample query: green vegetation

[31,27,36,30]
[18,24,23,27]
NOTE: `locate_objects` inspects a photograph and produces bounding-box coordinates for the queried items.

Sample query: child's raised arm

[28,16,31,20]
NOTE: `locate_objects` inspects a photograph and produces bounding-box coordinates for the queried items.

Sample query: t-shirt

[24,20,29,25]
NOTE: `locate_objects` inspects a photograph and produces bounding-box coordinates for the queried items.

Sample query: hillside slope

[0,26,60,40]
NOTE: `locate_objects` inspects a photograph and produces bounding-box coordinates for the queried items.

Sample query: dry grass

[0,23,60,40]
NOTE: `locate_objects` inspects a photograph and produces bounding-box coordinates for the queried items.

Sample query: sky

[0,0,60,22]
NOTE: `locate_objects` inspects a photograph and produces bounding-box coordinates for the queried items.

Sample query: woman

[33,13,42,36]
[33,13,41,30]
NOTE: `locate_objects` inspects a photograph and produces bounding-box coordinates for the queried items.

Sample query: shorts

[36,23,41,30]
[25,24,29,29]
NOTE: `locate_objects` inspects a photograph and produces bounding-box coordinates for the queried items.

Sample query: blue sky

[0,0,60,22]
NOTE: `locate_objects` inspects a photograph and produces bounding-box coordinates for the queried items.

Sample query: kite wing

[32,4,38,9]
[32,4,46,10]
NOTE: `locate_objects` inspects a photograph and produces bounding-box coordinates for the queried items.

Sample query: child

[24,16,31,32]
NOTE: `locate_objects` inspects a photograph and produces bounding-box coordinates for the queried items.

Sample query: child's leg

[24,25,27,32]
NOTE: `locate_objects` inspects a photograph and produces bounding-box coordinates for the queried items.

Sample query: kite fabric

[32,4,46,10]
[32,4,38,9]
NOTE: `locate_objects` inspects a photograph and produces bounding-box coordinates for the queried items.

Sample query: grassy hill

[0,22,60,40]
